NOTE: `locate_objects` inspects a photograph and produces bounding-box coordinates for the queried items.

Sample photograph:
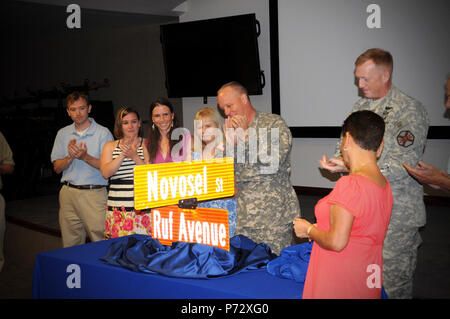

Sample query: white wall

[279,0,450,127]
[180,0,450,195]
[283,0,450,193]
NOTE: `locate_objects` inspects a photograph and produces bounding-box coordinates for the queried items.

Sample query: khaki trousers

[58,185,107,248]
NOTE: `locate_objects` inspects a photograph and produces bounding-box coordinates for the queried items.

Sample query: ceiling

[18,0,188,16]
[1,0,186,34]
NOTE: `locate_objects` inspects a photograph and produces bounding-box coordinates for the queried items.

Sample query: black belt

[63,182,106,190]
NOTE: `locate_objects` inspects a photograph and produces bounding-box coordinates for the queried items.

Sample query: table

[32,235,303,299]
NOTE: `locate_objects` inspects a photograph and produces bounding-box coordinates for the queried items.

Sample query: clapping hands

[120,139,140,161]
[120,143,137,158]
[319,155,349,173]
[224,114,248,131]
[223,114,249,146]
[403,161,448,190]
[68,139,88,160]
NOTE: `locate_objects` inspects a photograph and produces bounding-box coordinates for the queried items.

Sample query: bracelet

[307,224,315,241]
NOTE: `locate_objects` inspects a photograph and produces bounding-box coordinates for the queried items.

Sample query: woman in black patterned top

[100,107,150,238]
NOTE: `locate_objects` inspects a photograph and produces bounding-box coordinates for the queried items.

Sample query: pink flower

[111,224,119,238]
[113,209,122,224]
[123,218,134,231]
[105,219,110,233]
[141,215,151,230]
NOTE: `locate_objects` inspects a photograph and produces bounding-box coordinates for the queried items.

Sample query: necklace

[358,161,370,169]
[351,160,373,174]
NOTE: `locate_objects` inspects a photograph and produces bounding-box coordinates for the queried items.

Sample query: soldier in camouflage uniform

[403,75,450,192]
[320,49,429,298]
[217,81,301,255]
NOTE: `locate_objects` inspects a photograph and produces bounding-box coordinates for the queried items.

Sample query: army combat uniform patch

[397,130,415,147]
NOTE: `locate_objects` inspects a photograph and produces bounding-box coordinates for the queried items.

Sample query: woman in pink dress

[145,97,191,164]
[294,110,393,299]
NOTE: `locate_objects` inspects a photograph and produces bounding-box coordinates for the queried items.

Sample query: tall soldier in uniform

[217,81,301,255]
[319,49,429,298]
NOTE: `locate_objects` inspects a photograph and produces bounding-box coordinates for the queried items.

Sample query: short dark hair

[66,91,89,108]
[342,110,385,151]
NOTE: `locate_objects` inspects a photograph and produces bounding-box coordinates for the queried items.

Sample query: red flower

[113,209,123,224]
[123,218,134,231]
[105,219,110,233]
[111,224,119,238]
[141,215,151,230]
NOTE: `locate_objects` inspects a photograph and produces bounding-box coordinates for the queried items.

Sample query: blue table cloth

[32,235,304,299]
[100,235,277,279]
[267,242,313,284]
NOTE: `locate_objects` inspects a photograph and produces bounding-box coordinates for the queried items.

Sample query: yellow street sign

[134,158,235,210]
[152,205,230,251]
